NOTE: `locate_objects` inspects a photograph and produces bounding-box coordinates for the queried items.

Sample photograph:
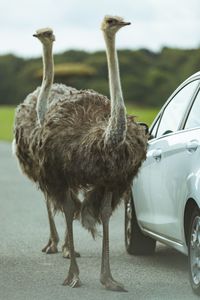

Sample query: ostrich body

[37,16,147,291]
[13,28,79,257]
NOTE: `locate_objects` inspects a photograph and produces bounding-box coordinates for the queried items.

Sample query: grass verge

[0,105,159,142]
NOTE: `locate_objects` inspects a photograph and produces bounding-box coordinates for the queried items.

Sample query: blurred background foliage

[1,47,200,107]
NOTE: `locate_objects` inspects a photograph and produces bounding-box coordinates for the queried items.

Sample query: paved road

[0,142,199,300]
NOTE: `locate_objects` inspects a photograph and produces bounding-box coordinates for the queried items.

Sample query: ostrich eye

[44,32,51,37]
[107,19,115,25]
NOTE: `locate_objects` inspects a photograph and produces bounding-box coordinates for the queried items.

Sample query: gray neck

[36,43,54,126]
[104,32,127,146]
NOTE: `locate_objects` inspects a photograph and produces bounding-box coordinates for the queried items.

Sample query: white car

[125,71,200,295]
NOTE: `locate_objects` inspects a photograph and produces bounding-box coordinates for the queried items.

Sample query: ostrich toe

[42,239,58,254]
[62,244,80,259]
[100,276,127,292]
[62,273,82,288]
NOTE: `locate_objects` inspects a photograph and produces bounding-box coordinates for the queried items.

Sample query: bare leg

[62,190,81,259]
[62,231,81,259]
[42,196,59,254]
[100,192,127,292]
[62,190,81,287]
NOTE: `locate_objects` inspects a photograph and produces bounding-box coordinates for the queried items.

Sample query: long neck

[36,42,54,126]
[104,32,127,146]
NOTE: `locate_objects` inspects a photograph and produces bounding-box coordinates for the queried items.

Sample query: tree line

[0,47,199,107]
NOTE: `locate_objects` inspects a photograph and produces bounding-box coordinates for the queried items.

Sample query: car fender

[186,170,200,208]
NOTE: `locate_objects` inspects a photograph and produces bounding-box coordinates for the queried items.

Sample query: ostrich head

[101,15,131,36]
[33,28,55,44]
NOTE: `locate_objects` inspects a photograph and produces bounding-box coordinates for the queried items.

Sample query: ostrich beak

[33,33,38,38]
[121,21,131,26]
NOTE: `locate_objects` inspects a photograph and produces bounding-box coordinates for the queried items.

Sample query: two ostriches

[13,16,148,292]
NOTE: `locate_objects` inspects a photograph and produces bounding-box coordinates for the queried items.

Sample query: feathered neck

[103,31,127,146]
[36,42,54,126]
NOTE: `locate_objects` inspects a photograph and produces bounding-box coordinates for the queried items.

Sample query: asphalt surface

[0,141,199,300]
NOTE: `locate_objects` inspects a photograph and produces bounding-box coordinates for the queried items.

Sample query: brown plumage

[15,88,146,204]
[14,84,77,183]
[38,91,146,205]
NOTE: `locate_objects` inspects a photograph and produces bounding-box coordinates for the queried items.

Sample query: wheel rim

[126,198,132,247]
[190,216,200,286]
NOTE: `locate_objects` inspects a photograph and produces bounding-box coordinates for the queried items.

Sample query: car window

[150,116,160,139]
[156,80,199,138]
[185,89,200,129]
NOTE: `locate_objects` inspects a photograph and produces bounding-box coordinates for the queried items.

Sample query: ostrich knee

[62,231,81,259]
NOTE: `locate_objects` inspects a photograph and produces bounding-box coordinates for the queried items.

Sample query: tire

[124,192,156,255]
[188,208,200,295]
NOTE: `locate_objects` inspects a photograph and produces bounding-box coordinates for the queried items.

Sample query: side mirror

[138,122,149,135]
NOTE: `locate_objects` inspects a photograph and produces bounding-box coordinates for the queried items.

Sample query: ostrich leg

[42,196,59,254]
[62,190,81,259]
[62,190,81,287]
[100,192,127,292]
[62,230,81,259]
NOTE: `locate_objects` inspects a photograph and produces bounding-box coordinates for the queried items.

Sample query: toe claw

[46,245,58,254]
[42,246,48,253]
[42,241,58,254]
[101,276,127,292]
[62,275,82,288]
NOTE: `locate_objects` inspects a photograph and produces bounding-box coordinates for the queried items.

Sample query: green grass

[0,106,15,141]
[127,105,159,126]
[0,105,159,142]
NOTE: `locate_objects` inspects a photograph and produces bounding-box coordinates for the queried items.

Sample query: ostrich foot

[100,275,127,292]
[62,245,80,259]
[62,273,82,288]
[42,239,58,254]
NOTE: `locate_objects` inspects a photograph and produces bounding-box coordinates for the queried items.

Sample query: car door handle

[186,140,199,153]
[152,149,162,161]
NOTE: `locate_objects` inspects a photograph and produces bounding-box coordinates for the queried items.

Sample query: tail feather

[81,188,103,239]
[81,187,125,238]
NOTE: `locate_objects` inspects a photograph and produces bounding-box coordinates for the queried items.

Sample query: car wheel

[124,191,156,255]
[189,209,200,295]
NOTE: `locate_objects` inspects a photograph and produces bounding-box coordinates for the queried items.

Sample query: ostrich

[37,16,148,291]
[13,28,80,258]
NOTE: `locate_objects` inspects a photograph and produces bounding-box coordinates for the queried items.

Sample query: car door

[133,79,200,243]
